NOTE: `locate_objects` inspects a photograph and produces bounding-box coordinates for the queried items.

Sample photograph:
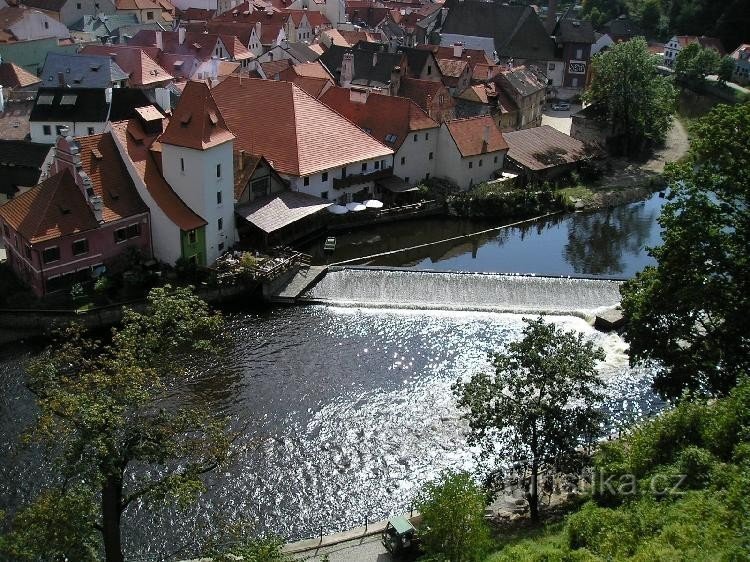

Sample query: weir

[302,266,624,315]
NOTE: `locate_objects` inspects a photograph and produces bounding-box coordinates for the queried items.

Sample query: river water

[0,197,666,559]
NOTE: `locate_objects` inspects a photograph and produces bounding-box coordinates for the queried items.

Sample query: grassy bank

[484,379,750,561]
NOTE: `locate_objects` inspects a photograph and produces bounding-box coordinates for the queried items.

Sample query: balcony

[332,166,394,190]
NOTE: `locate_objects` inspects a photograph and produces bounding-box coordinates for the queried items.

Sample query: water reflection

[306,195,665,278]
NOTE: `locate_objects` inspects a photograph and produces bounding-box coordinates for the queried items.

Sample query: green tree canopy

[718,55,736,84]
[415,471,492,562]
[454,317,605,522]
[584,38,677,155]
[674,42,720,82]
[621,103,750,400]
[2,285,231,562]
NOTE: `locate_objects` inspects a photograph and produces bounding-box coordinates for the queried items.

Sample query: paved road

[292,534,392,562]
[541,104,582,135]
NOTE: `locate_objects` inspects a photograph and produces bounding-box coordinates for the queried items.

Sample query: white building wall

[161,141,236,264]
[109,128,184,264]
[435,125,506,189]
[30,121,106,144]
[591,33,614,56]
[286,154,394,201]
[545,60,564,87]
[393,127,438,185]
[9,11,70,41]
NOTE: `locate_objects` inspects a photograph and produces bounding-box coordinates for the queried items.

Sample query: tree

[718,55,736,84]
[415,471,492,562]
[454,317,605,522]
[620,103,750,400]
[674,42,720,82]
[584,38,677,155]
[638,0,662,39]
[4,285,231,562]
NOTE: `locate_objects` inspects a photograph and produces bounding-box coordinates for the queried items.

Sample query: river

[0,196,666,559]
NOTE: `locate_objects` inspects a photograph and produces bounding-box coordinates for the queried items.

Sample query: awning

[377,176,419,193]
[236,191,331,234]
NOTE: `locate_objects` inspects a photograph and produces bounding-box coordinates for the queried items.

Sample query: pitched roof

[278,61,332,80]
[282,41,321,63]
[30,88,110,123]
[319,44,403,87]
[320,86,437,150]
[731,44,750,61]
[80,45,174,86]
[398,76,454,112]
[673,35,725,54]
[504,125,588,171]
[69,13,140,36]
[444,115,508,157]
[110,118,207,230]
[211,77,393,176]
[603,15,643,39]
[415,43,494,65]
[436,57,468,79]
[72,132,148,222]
[553,19,595,44]
[0,60,41,89]
[497,65,546,97]
[0,99,33,141]
[0,169,99,243]
[18,0,67,12]
[116,0,162,10]
[0,139,50,198]
[441,2,556,61]
[278,74,331,97]
[260,58,293,78]
[160,80,234,150]
[40,52,129,89]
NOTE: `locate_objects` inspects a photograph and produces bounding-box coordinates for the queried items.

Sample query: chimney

[255,21,261,38]
[178,26,186,45]
[482,124,490,151]
[341,51,354,86]
[238,149,246,170]
[349,87,368,103]
[155,30,163,50]
[546,0,557,33]
[389,64,401,96]
[58,71,65,87]
[453,42,463,58]
[90,194,104,223]
[372,52,377,67]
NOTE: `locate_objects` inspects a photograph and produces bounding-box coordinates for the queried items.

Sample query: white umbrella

[364,199,384,209]
[346,202,367,212]
[328,204,349,215]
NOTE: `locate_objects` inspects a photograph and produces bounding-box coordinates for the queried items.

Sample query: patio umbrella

[364,199,384,209]
[346,202,367,212]
[328,204,349,214]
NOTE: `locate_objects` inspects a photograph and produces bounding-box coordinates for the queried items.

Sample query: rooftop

[504,125,588,170]
[40,52,129,89]
[236,190,330,234]
[444,115,508,157]
[0,60,42,89]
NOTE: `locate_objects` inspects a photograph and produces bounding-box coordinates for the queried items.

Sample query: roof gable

[445,115,508,157]
[160,80,234,150]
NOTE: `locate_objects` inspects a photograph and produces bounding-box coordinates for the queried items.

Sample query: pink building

[0,132,152,296]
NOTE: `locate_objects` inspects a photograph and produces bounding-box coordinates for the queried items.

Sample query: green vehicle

[382,516,420,558]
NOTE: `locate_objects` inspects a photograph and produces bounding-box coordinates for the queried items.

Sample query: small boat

[323,237,336,253]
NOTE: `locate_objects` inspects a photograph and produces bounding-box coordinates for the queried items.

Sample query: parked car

[551,102,571,111]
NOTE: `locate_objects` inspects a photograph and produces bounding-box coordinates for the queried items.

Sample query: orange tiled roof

[211,76,393,176]
[260,58,293,78]
[0,169,99,244]
[398,77,454,112]
[116,0,162,10]
[110,119,207,231]
[81,45,174,86]
[445,115,508,157]
[160,80,235,150]
[0,61,41,89]
[280,74,331,97]
[278,61,333,80]
[320,86,437,150]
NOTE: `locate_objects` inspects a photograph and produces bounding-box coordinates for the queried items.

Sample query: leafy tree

[454,317,605,522]
[4,285,230,562]
[674,42,720,82]
[718,55,736,84]
[584,38,677,155]
[620,103,750,399]
[416,471,492,562]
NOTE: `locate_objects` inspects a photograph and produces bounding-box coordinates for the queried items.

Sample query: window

[341,166,346,178]
[217,191,222,204]
[146,10,154,19]
[413,134,418,142]
[126,223,140,238]
[494,155,498,164]
[322,171,329,182]
[115,224,140,243]
[576,48,583,59]
[24,245,31,259]
[44,21,49,29]
[548,63,555,71]
[87,127,94,135]
[115,227,128,243]
[400,156,406,165]
[180,158,185,172]
[42,246,60,264]
[76,2,81,8]
[95,2,99,7]
[425,133,429,140]
[428,152,433,160]
[479,158,483,167]
[469,161,473,169]
[321,191,328,200]
[43,125,51,136]
[425,173,430,179]
[217,218,223,231]
[55,125,65,135]
[361,162,367,172]
[72,239,88,256]
[427,65,432,75]
[303,176,310,186]
[216,163,221,178]
[385,133,398,144]
[374,161,380,170]
[188,230,197,244]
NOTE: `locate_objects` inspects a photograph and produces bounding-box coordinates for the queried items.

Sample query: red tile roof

[278,60,333,80]
[211,76,393,176]
[286,9,331,27]
[279,74,331,97]
[260,58,293,78]
[160,80,235,150]
[80,45,173,86]
[116,0,162,10]
[0,169,98,243]
[0,61,41,89]
[110,119,207,231]
[398,76,454,112]
[416,43,494,65]
[444,115,508,157]
[320,86,437,150]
